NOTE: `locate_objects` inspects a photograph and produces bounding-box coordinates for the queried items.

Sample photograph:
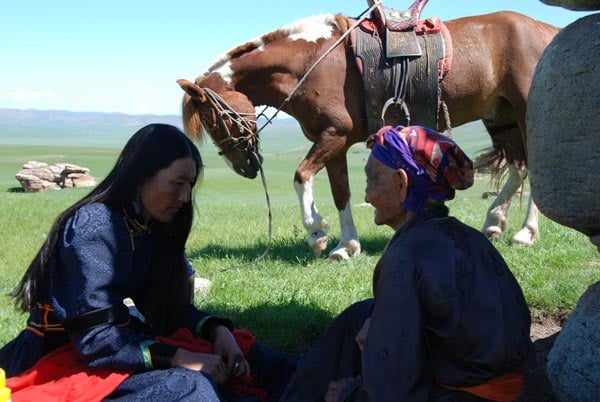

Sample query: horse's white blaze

[282,14,335,43]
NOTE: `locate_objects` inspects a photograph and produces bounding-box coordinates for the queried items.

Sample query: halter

[197,87,260,160]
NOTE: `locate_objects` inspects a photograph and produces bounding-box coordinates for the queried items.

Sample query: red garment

[7,328,265,402]
[6,344,128,402]
[156,328,266,401]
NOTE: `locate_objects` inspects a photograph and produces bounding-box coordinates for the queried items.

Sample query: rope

[220,158,272,272]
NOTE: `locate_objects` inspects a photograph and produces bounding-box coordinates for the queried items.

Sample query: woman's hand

[171,348,228,384]
[212,325,250,379]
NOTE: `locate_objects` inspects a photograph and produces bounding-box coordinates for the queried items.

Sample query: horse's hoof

[329,249,350,261]
[484,226,503,240]
[511,228,537,246]
[308,232,328,258]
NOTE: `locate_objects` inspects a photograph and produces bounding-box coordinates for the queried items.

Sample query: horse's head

[178,76,262,179]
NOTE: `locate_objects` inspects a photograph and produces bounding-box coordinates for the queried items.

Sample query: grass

[0,132,598,356]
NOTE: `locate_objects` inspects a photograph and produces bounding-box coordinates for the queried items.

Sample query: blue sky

[0,1,592,116]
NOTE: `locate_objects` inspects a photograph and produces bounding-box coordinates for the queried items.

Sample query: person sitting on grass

[0,123,296,402]
[280,125,534,402]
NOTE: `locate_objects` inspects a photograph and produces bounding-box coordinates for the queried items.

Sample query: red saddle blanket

[7,328,265,402]
[360,16,443,36]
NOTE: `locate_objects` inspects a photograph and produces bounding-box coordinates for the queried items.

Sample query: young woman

[0,123,295,401]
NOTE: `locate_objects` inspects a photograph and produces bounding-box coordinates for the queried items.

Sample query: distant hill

[0,108,183,148]
[0,108,491,155]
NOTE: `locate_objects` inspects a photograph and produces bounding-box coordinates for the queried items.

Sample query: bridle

[197,87,260,161]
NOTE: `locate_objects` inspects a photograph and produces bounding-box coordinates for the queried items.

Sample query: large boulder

[15,161,96,192]
[547,281,600,401]
[526,13,600,250]
[540,0,600,11]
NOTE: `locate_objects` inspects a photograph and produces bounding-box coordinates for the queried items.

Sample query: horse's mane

[181,94,204,144]
[207,14,350,72]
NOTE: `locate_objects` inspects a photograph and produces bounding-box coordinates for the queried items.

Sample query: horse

[178,7,560,260]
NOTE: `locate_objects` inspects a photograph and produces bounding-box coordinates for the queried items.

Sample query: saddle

[355,0,452,134]
[367,0,429,57]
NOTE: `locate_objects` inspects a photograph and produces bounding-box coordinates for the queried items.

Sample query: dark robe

[281,204,533,401]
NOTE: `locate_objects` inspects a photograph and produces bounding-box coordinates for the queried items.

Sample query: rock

[547,281,600,401]
[540,0,600,11]
[526,13,600,240]
[15,161,96,192]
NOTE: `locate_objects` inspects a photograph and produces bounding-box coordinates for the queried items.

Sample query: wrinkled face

[364,154,407,229]
[139,157,197,223]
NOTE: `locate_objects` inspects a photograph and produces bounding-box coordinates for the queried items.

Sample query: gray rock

[527,13,600,240]
[15,160,96,192]
[540,0,600,11]
[547,281,600,401]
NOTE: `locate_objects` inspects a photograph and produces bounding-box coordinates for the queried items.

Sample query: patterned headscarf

[367,125,474,212]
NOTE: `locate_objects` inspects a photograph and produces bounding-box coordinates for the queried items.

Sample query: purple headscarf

[367,125,474,212]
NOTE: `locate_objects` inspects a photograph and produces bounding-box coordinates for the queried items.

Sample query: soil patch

[520,309,571,401]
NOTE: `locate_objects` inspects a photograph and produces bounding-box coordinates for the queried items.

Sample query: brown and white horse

[178,10,559,260]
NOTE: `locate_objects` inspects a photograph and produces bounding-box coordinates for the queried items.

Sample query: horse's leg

[294,175,330,258]
[511,188,539,245]
[324,153,360,261]
[482,164,526,239]
[293,134,359,259]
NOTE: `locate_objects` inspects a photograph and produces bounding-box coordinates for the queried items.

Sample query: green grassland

[0,120,598,355]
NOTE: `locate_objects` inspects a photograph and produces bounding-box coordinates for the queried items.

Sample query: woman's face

[364,154,407,230]
[139,157,197,223]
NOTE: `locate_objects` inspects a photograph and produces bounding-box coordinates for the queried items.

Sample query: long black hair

[13,123,203,334]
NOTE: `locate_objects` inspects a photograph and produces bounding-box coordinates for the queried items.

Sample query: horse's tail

[181,94,205,145]
[473,146,509,189]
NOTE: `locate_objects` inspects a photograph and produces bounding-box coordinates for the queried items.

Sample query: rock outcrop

[15,161,96,192]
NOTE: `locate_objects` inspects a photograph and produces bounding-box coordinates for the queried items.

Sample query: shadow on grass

[200,300,336,356]
[7,187,24,193]
[188,233,390,263]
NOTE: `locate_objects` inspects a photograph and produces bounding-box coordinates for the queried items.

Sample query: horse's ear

[177,79,206,102]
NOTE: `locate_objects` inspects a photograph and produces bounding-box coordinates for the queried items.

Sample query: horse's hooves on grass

[308,231,328,258]
[511,229,536,246]
[484,226,503,240]
[329,249,350,262]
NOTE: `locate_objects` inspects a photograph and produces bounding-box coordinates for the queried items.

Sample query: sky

[0,1,593,116]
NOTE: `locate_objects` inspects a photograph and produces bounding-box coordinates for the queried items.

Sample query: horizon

[1,1,594,116]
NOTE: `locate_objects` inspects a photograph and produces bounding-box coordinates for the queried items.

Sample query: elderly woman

[281,125,533,402]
